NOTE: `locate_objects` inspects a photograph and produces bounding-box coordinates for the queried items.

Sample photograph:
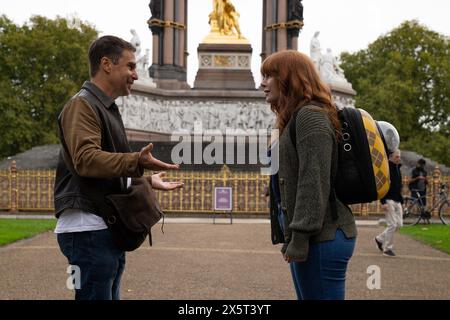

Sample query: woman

[261,50,357,300]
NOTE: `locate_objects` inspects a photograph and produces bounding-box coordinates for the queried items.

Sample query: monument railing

[1,161,449,217]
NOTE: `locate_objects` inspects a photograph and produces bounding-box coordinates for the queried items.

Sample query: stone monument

[130,29,156,87]
[193,0,256,90]
[309,31,356,108]
[120,4,354,168]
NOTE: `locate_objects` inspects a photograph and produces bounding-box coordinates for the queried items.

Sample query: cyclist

[375,149,404,257]
[409,158,428,206]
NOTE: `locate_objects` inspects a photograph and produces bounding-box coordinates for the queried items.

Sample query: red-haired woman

[262,50,357,300]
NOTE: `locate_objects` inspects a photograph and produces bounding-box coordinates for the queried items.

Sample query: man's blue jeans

[289,228,356,300]
[57,229,125,300]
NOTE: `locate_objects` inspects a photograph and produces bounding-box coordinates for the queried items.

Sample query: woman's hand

[149,172,184,191]
[283,253,305,263]
[283,240,307,263]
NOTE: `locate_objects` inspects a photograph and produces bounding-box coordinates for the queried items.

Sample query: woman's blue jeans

[289,228,356,300]
[57,229,125,300]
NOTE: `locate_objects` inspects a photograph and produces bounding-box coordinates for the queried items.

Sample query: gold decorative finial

[203,0,249,44]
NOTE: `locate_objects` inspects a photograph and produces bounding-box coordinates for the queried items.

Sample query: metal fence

[0,166,56,212]
[1,161,449,216]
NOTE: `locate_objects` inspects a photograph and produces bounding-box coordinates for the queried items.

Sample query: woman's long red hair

[261,50,341,138]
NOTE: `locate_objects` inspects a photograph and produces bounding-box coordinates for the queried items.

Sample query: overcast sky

[2,0,449,86]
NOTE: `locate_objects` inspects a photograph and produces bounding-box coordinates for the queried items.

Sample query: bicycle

[402,183,449,225]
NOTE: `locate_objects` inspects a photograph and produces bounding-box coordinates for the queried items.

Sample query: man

[375,149,403,257]
[409,158,428,207]
[54,35,183,300]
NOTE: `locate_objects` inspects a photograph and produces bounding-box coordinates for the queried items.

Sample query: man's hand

[149,172,184,191]
[139,143,180,171]
[381,204,388,210]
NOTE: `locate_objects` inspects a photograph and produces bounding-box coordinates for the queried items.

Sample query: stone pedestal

[135,68,156,88]
[330,83,357,109]
[149,65,190,89]
[194,43,256,90]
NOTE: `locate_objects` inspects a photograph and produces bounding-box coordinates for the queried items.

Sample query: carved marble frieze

[117,94,275,134]
[117,92,355,135]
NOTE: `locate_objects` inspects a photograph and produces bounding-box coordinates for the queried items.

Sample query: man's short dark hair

[418,158,426,166]
[88,35,136,77]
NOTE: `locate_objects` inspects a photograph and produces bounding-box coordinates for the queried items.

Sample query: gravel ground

[0,222,449,300]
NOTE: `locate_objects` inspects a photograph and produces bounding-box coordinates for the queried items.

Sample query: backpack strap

[288,104,339,221]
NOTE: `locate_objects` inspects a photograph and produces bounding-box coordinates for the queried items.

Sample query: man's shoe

[374,238,383,252]
[383,250,396,257]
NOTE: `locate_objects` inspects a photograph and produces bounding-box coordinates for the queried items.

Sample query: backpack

[289,104,391,217]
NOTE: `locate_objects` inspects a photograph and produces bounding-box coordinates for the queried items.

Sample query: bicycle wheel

[402,198,422,226]
[438,200,450,225]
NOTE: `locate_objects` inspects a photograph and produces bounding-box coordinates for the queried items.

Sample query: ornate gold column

[148,0,189,89]
[261,0,304,61]
[277,0,287,51]
[163,0,174,65]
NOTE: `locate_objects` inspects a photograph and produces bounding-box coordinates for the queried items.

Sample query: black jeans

[411,190,427,207]
[57,229,125,300]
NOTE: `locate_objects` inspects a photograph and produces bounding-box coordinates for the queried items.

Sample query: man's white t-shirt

[54,178,132,234]
[54,209,107,233]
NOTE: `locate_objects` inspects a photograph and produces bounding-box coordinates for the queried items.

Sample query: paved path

[0,220,449,300]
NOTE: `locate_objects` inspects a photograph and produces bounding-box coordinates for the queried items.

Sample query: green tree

[0,15,97,159]
[340,20,450,165]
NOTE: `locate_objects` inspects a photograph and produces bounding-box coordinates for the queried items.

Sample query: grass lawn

[400,224,450,254]
[0,219,56,246]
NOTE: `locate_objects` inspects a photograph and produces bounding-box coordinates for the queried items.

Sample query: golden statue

[204,0,248,44]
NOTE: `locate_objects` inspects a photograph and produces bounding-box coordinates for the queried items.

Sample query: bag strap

[288,103,339,221]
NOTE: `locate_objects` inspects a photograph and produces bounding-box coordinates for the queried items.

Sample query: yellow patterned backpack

[289,105,391,212]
